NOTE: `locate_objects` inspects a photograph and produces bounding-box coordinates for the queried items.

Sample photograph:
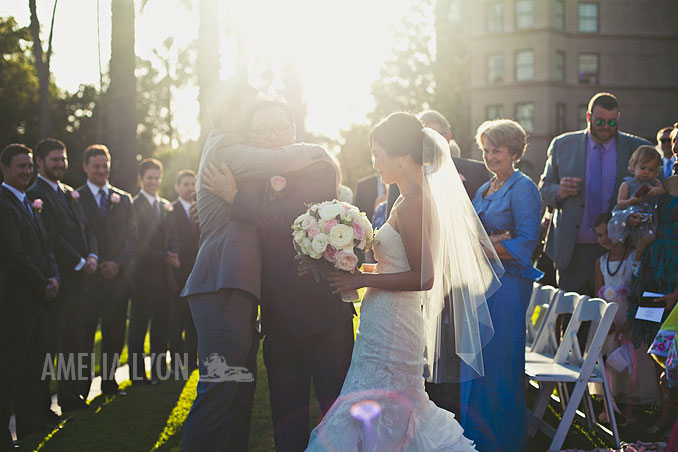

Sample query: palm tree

[27,0,58,139]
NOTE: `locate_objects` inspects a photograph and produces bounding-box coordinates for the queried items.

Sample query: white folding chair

[525,283,558,351]
[526,297,620,452]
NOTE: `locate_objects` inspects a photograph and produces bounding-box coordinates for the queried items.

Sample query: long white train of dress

[305,224,476,452]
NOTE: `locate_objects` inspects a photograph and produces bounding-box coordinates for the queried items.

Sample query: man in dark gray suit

[540,92,650,295]
[180,83,332,452]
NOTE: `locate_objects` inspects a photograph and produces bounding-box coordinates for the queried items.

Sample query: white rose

[301,237,313,255]
[328,224,354,248]
[309,249,323,260]
[301,215,317,231]
[311,233,329,254]
[293,229,306,244]
[294,212,308,226]
[318,203,344,220]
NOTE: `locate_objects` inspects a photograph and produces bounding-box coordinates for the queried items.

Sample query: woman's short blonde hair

[475,119,527,160]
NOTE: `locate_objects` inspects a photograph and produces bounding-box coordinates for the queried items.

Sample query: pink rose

[31,199,43,210]
[270,176,287,192]
[70,190,80,200]
[353,222,365,241]
[302,215,318,232]
[323,245,338,262]
[110,193,121,204]
[323,218,338,233]
[307,225,321,239]
[335,249,359,272]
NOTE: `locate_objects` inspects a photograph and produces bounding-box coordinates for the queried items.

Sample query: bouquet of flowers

[292,200,374,302]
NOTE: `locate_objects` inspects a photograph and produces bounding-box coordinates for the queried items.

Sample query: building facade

[444,0,678,178]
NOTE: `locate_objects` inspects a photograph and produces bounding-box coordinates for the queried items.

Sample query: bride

[305,112,503,451]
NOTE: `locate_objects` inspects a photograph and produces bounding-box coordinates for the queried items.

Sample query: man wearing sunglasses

[540,92,651,296]
[657,126,675,180]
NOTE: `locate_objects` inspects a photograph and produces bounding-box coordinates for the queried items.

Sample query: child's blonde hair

[628,145,662,174]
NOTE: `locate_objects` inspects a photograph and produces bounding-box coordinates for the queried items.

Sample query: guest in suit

[460,119,543,452]
[0,144,60,440]
[354,174,385,222]
[540,92,651,295]
[26,138,98,412]
[129,158,180,384]
[170,169,199,374]
[202,99,354,452]
[0,240,12,449]
[418,110,490,199]
[657,126,675,181]
[77,144,137,397]
[180,82,332,452]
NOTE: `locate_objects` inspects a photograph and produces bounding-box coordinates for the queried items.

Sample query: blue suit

[460,170,542,452]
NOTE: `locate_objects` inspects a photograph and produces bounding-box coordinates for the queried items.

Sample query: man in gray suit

[540,92,650,295]
[180,82,329,452]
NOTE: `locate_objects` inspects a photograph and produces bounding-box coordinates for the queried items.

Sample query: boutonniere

[32,198,44,213]
[110,193,121,204]
[163,203,174,212]
[70,190,80,200]
[270,176,287,192]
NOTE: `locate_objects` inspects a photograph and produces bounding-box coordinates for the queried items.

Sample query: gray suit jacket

[182,131,330,300]
[539,130,650,269]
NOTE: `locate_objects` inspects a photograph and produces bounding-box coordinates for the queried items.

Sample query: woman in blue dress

[460,119,543,452]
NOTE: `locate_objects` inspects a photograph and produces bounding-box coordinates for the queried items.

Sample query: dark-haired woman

[459,119,542,452]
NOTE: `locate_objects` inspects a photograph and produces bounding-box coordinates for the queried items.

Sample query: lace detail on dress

[306,224,476,452]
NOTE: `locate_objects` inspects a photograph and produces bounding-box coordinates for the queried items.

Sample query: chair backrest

[526,284,558,345]
[529,291,588,355]
[553,298,619,376]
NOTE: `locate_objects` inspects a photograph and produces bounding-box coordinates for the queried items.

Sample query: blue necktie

[23,197,34,218]
[98,188,108,217]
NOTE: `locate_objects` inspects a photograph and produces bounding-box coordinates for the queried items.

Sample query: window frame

[515,49,535,82]
[487,52,505,84]
[578,2,599,33]
[515,102,535,133]
[486,1,505,34]
[515,0,535,30]
[577,53,600,85]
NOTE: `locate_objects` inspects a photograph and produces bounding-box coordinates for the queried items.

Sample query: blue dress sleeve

[502,177,542,270]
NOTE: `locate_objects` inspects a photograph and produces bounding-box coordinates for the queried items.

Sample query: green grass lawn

[25,300,650,452]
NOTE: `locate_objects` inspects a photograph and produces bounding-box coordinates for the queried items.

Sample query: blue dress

[460,170,543,452]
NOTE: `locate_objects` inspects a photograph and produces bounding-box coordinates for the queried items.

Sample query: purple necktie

[98,188,108,217]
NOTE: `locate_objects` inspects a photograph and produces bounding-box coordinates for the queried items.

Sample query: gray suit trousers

[181,288,259,452]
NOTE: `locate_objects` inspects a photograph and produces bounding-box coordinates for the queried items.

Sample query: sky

[1,0,419,142]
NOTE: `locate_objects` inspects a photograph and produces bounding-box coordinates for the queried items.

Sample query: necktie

[153,200,161,216]
[23,197,34,218]
[98,188,108,217]
[57,186,68,204]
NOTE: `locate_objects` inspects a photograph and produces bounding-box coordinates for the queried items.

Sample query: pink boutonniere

[270,176,287,192]
[32,198,43,213]
[70,190,80,200]
[164,203,174,212]
[110,193,121,204]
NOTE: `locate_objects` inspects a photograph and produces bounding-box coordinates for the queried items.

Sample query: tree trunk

[197,0,219,142]
[28,0,55,139]
[107,0,137,192]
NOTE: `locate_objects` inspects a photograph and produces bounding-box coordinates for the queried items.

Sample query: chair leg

[550,380,588,451]
[584,387,595,430]
[601,376,620,449]
[528,381,555,437]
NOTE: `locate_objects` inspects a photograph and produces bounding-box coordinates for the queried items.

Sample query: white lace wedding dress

[305,224,476,452]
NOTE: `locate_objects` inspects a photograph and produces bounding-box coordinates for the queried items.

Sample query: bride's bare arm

[327,196,434,293]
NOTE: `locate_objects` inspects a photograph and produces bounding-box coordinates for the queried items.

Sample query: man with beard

[540,92,650,295]
[27,138,98,412]
[201,99,354,452]
[180,83,334,452]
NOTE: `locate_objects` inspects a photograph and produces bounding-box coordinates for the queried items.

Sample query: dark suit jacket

[231,161,355,338]
[453,157,491,200]
[132,194,179,284]
[77,184,137,272]
[354,174,381,221]
[27,177,97,275]
[171,199,200,292]
[0,186,59,314]
[540,130,651,269]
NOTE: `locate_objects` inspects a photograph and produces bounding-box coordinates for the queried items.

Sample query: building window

[578,53,599,84]
[578,2,599,32]
[555,51,565,81]
[448,0,461,22]
[515,0,534,29]
[578,104,588,129]
[486,2,504,33]
[516,102,535,133]
[555,0,565,30]
[556,103,567,133]
[515,50,535,81]
[487,53,505,84]
[486,105,504,120]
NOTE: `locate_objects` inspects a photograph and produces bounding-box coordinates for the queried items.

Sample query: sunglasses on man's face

[592,118,617,127]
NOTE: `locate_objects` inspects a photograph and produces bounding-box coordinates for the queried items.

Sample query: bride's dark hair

[370,112,425,165]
